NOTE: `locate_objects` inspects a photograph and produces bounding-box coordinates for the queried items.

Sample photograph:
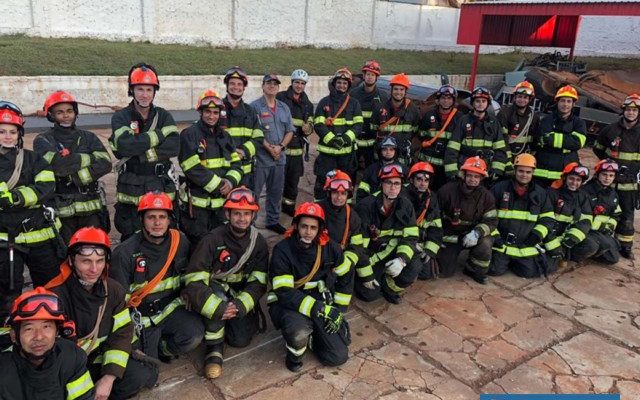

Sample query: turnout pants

[204,309,259,366]
[141,306,204,359]
[179,206,225,246]
[282,154,304,216]
[489,251,553,278]
[571,231,620,265]
[88,356,158,400]
[354,253,421,302]
[436,236,493,278]
[616,189,635,250]
[59,213,105,244]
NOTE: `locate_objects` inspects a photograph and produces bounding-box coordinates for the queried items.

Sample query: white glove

[462,230,480,248]
[421,253,431,264]
[362,279,380,290]
[385,257,406,277]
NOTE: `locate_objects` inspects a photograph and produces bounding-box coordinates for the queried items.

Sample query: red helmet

[362,60,381,76]
[68,227,111,256]
[513,81,535,97]
[408,161,435,179]
[461,156,488,177]
[43,91,79,123]
[224,66,249,86]
[378,163,404,181]
[9,287,66,324]
[323,169,353,192]
[331,68,353,87]
[138,192,173,214]
[293,202,325,224]
[623,94,640,109]
[594,159,619,174]
[389,73,410,90]
[128,63,160,96]
[562,162,589,179]
[0,107,24,131]
[223,186,259,211]
[196,90,226,111]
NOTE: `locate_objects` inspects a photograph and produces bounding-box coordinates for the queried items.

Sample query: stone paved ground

[24,129,640,399]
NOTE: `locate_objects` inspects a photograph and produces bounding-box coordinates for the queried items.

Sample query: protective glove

[462,229,480,248]
[523,232,543,247]
[493,236,505,248]
[421,253,431,265]
[302,121,314,136]
[385,257,406,278]
[600,223,615,236]
[0,191,17,209]
[561,235,579,249]
[317,304,344,334]
[341,135,352,147]
[362,279,380,291]
[328,137,345,149]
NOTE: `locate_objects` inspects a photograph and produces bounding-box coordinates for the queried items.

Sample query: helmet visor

[227,188,257,205]
[381,164,404,176]
[599,161,619,172]
[0,101,22,115]
[328,179,352,192]
[570,166,589,178]
[514,87,534,96]
[199,96,224,109]
[438,86,456,97]
[473,87,491,97]
[15,294,64,319]
[74,245,107,257]
[623,97,640,108]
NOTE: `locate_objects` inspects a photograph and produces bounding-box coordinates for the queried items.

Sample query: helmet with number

[622,93,640,109]
[361,60,381,76]
[513,81,535,97]
[513,153,537,169]
[43,91,79,123]
[128,63,160,96]
[555,85,578,102]
[9,287,66,324]
[594,158,619,174]
[461,156,488,177]
[378,163,404,181]
[323,170,353,192]
[389,73,410,90]
[408,161,435,179]
[224,66,249,86]
[290,69,309,83]
[562,162,589,179]
[331,67,353,88]
[293,202,325,224]
[436,84,457,99]
[471,86,492,101]
[223,186,260,211]
[138,191,173,215]
[68,227,111,258]
[196,89,226,111]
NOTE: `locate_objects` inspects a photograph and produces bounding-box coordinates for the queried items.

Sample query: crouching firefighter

[183,187,269,379]
[110,192,204,363]
[269,202,353,372]
[356,135,402,203]
[437,157,498,284]
[45,228,158,400]
[488,154,555,278]
[355,164,421,304]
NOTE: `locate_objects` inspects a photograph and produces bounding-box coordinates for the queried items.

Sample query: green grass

[0,34,637,76]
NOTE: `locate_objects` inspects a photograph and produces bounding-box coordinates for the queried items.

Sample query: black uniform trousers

[354,254,421,302]
[489,251,553,278]
[571,231,620,264]
[282,154,304,215]
[179,206,225,247]
[616,190,635,249]
[88,356,158,400]
[141,306,204,359]
[436,236,493,278]
[60,213,105,244]
[204,309,259,366]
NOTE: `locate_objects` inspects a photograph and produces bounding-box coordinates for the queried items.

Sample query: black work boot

[282,202,296,218]
[381,289,402,304]
[285,352,304,372]
[463,268,488,285]
[620,246,635,260]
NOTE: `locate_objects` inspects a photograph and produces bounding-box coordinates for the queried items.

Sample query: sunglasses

[228,188,257,204]
[328,179,352,192]
[0,101,22,115]
[75,246,107,257]
[15,294,64,318]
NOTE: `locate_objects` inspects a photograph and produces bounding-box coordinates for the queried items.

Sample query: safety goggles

[437,86,456,97]
[599,161,619,172]
[74,246,107,257]
[227,188,257,205]
[14,294,64,319]
[381,164,404,176]
[623,97,640,108]
[200,96,224,109]
[412,173,430,181]
[0,101,22,115]
[569,166,589,178]
[328,179,352,192]
[514,87,534,96]
[472,87,491,97]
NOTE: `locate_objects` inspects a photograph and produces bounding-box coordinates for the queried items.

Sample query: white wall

[0,0,637,56]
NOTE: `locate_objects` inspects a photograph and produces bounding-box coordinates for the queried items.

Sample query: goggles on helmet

[74,246,108,257]
[472,87,491,97]
[381,164,404,176]
[227,187,257,205]
[569,166,589,178]
[623,97,640,108]
[598,161,619,172]
[0,101,22,115]
[437,86,456,97]
[200,96,224,109]
[14,294,64,319]
[328,179,352,192]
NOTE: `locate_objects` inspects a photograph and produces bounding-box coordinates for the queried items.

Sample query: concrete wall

[0,0,637,56]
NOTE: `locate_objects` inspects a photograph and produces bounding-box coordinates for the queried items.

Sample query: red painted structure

[457,1,640,89]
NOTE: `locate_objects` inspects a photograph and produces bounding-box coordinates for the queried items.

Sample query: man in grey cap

[251,74,295,234]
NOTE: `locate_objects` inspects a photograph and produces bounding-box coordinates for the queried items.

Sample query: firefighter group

[0,59,639,399]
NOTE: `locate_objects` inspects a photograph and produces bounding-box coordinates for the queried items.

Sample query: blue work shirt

[250,96,295,167]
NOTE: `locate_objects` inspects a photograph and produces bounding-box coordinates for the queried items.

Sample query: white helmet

[291,69,309,83]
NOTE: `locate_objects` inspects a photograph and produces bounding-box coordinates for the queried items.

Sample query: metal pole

[470,42,480,90]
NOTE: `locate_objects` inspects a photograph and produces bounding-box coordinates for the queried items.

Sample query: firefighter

[355,164,421,304]
[405,162,443,280]
[488,154,555,278]
[0,287,95,399]
[350,60,389,169]
[418,84,462,190]
[269,202,353,372]
[45,228,158,400]
[593,94,640,259]
[543,163,592,269]
[223,66,264,189]
[178,90,243,244]
[444,87,509,182]
[34,90,112,242]
[371,73,420,166]
[109,63,180,240]
[497,81,540,156]
[277,69,315,216]
[313,68,363,200]
[573,159,621,264]
[437,156,497,284]
[110,192,203,363]
[183,187,268,379]
[534,85,587,187]
[0,102,60,321]
[356,135,402,203]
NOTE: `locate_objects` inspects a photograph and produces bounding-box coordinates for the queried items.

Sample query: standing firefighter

[371,73,420,166]
[179,90,243,244]
[34,90,112,242]
[497,81,540,156]
[183,187,269,379]
[110,63,179,240]
[269,202,353,372]
[277,69,315,216]
[418,84,461,190]
[0,102,60,320]
[593,94,640,259]
[313,68,363,200]
[110,192,203,363]
[534,85,587,187]
[437,157,497,284]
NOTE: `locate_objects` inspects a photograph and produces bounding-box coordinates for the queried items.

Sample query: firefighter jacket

[355,193,419,281]
[318,199,368,269]
[349,84,388,148]
[437,180,498,244]
[533,110,587,181]
[223,96,264,176]
[178,120,243,211]
[497,104,540,155]
[490,179,555,258]
[544,186,593,252]
[110,230,190,327]
[418,107,462,167]
[356,159,405,203]
[0,338,95,400]
[581,179,621,233]
[277,87,315,157]
[183,224,268,321]
[34,125,111,219]
[444,113,509,179]
[371,98,420,163]
[50,275,133,379]
[314,91,363,157]
[593,118,640,193]
[405,187,443,258]
[109,102,179,205]
[0,148,57,247]
[269,236,353,315]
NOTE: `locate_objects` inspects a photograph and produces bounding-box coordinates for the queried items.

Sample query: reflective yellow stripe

[298,296,316,317]
[180,154,201,172]
[56,198,102,218]
[187,195,225,210]
[236,291,255,313]
[0,219,62,245]
[385,275,403,293]
[17,187,38,207]
[142,298,183,328]
[497,210,540,222]
[129,276,181,294]
[66,370,94,400]
[356,264,374,278]
[317,144,353,155]
[102,349,129,369]
[145,148,158,162]
[333,292,351,306]
[112,309,131,332]
[203,174,222,193]
[201,294,223,319]
[285,148,304,156]
[248,270,267,285]
[205,326,225,341]
[117,191,175,205]
[273,274,294,290]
